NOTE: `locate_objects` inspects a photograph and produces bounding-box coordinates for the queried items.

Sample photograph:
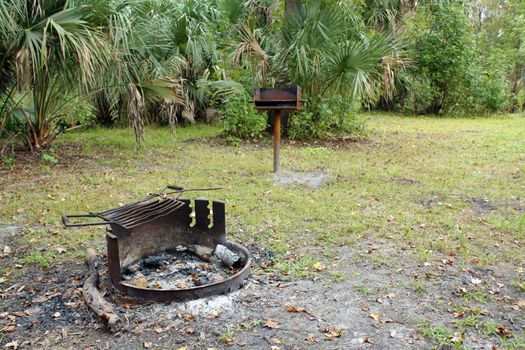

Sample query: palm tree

[281,0,391,105]
[0,0,109,151]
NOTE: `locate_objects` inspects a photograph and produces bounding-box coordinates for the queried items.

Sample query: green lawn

[1,113,524,272]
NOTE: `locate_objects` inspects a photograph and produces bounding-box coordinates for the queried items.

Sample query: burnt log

[83,248,120,333]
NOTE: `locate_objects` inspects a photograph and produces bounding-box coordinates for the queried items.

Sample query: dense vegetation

[1,0,524,154]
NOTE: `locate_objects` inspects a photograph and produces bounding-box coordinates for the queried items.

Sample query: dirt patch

[273,171,332,189]
[185,134,379,151]
[392,176,421,186]
[1,239,523,349]
[472,197,496,212]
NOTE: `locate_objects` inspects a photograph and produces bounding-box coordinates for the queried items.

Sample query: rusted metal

[273,110,281,173]
[253,86,303,172]
[253,86,303,110]
[63,186,251,302]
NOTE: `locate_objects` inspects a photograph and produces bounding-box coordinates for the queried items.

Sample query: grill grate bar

[104,199,175,222]
[109,201,185,229]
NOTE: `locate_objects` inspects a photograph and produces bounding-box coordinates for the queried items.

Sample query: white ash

[120,248,240,290]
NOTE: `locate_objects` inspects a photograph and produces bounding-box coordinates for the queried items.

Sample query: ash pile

[122,244,243,289]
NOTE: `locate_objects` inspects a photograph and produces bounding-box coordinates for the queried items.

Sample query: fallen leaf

[206,310,220,319]
[470,277,482,285]
[272,337,283,344]
[4,340,19,349]
[451,332,465,343]
[312,262,326,271]
[369,312,381,321]
[143,342,152,349]
[177,313,196,322]
[517,300,525,309]
[55,246,67,254]
[453,311,465,318]
[154,325,164,333]
[321,326,345,340]
[305,334,315,344]
[3,246,11,256]
[285,305,303,313]
[264,319,280,329]
[185,327,194,334]
[135,277,147,288]
[4,325,16,333]
[497,325,513,338]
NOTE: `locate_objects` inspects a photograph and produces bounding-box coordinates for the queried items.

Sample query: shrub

[220,97,267,138]
[288,97,364,140]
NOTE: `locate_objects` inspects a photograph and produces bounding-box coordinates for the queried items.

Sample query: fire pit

[62,186,251,302]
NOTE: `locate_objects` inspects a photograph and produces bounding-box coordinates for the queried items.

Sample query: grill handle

[62,214,113,227]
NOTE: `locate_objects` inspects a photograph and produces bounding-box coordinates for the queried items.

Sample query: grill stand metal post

[253,86,303,173]
[273,110,281,173]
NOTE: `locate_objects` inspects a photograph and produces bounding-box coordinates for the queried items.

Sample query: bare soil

[1,238,523,349]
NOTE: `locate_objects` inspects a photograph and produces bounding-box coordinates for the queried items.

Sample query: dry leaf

[451,332,465,343]
[206,310,220,319]
[470,277,482,285]
[321,326,345,340]
[178,313,196,322]
[272,338,283,344]
[143,342,152,349]
[497,325,513,338]
[264,319,280,329]
[4,340,19,349]
[55,246,67,254]
[312,262,326,271]
[305,334,315,344]
[369,312,381,321]
[177,281,188,289]
[517,300,525,309]
[185,327,194,334]
[453,311,465,318]
[154,325,164,334]
[32,295,50,303]
[134,277,147,288]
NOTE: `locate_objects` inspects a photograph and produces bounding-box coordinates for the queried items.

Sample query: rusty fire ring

[63,186,251,302]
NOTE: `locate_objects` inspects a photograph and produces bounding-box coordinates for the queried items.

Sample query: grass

[1,114,524,275]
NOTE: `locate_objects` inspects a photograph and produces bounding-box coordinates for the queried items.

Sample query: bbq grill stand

[253,87,303,173]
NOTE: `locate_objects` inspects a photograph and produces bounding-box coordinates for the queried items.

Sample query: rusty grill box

[253,86,302,110]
